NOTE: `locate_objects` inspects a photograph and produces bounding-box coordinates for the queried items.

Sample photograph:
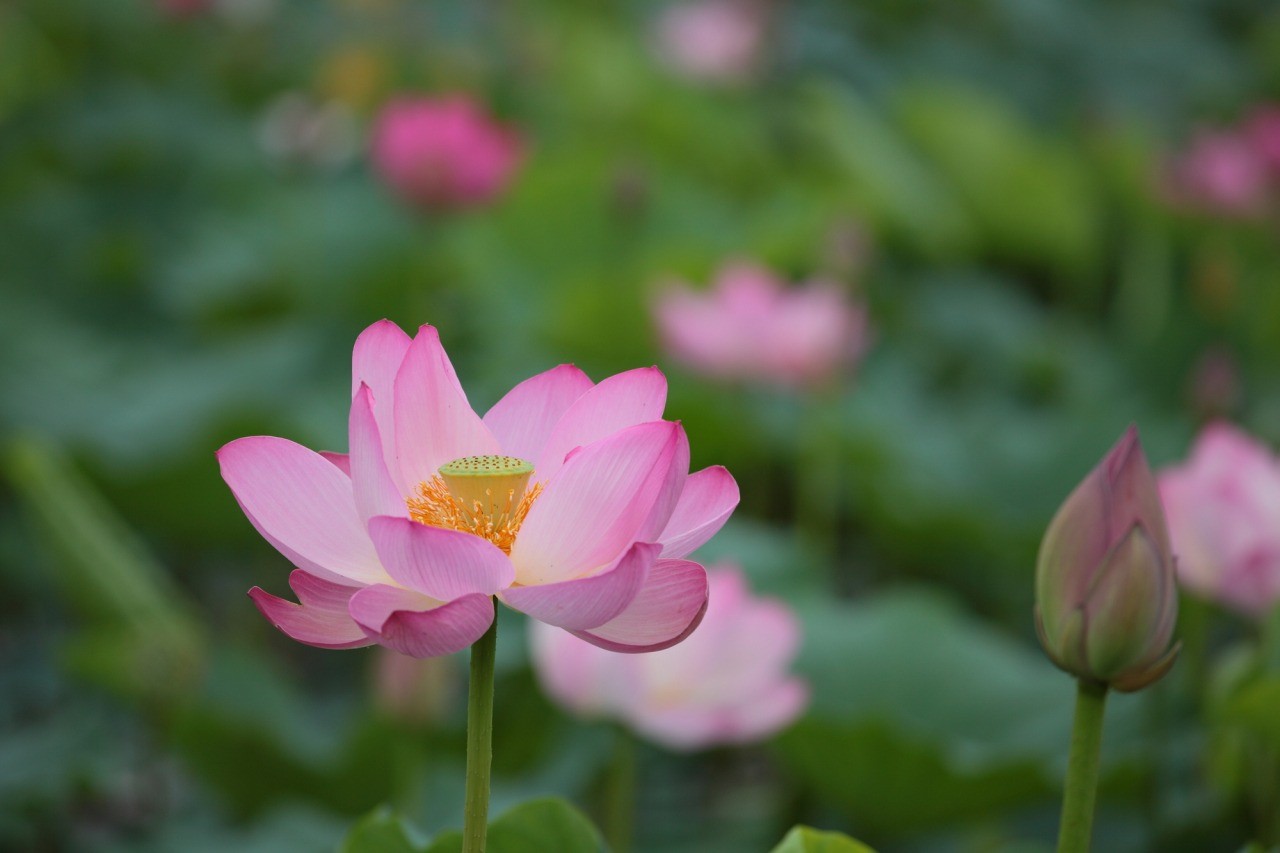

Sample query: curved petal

[510,421,682,585]
[349,584,494,658]
[637,424,689,542]
[535,367,668,480]
[500,542,658,630]
[482,364,594,462]
[570,559,708,652]
[320,452,350,475]
[352,320,412,481]
[218,436,387,585]
[367,516,514,600]
[393,325,500,490]
[350,385,408,523]
[248,570,372,649]
[658,466,740,558]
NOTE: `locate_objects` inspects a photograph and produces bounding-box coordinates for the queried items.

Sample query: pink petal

[500,542,658,630]
[367,516,514,600]
[248,570,372,649]
[393,326,500,490]
[350,385,408,523]
[571,558,708,652]
[510,421,683,585]
[529,621,641,715]
[352,320,412,483]
[636,425,690,542]
[349,584,494,658]
[218,436,388,585]
[628,677,808,751]
[482,364,594,462]
[658,466,740,558]
[535,367,668,480]
[320,452,350,475]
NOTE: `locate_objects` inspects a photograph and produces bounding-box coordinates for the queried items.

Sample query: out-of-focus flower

[1186,347,1240,422]
[1164,129,1271,217]
[531,564,807,750]
[370,96,522,211]
[1035,426,1179,692]
[654,262,867,388]
[1245,105,1280,175]
[1158,423,1280,617]
[374,647,458,724]
[219,321,738,658]
[653,0,767,86]
[257,93,359,171]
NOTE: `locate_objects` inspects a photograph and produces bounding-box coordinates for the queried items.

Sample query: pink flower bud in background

[654,262,868,388]
[653,0,767,86]
[530,565,808,751]
[370,96,522,211]
[1163,129,1271,218]
[1158,423,1280,618]
[1244,105,1280,176]
[1035,427,1179,692]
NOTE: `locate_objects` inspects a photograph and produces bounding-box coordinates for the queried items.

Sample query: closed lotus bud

[1035,426,1180,692]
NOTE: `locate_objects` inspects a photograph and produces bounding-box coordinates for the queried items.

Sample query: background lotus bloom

[1164,129,1271,217]
[1035,426,1179,692]
[1245,105,1280,176]
[219,320,738,658]
[530,564,807,750]
[653,0,767,85]
[371,96,522,211]
[654,262,868,388]
[1158,423,1280,617]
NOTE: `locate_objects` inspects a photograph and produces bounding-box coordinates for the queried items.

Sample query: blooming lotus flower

[1164,129,1271,218]
[653,0,767,86]
[531,564,807,750]
[1158,423,1280,617]
[371,96,522,211]
[1035,427,1179,692]
[654,262,867,388]
[219,321,738,658]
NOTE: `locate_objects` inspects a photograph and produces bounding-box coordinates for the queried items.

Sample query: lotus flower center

[406,455,542,554]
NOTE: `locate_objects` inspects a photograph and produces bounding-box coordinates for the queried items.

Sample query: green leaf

[771,825,877,853]
[424,798,604,853]
[341,807,422,853]
[1220,677,1280,749]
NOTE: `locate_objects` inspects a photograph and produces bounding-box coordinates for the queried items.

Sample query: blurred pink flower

[1244,105,1280,175]
[219,321,738,658]
[1164,129,1270,217]
[1158,423,1280,617]
[654,262,868,387]
[531,564,807,750]
[654,0,766,85]
[371,96,522,211]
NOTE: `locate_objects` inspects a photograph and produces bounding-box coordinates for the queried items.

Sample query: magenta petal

[658,466,740,558]
[248,570,372,649]
[535,367,668,480]
[320,452,351,475]
[352,320,412,485]
[571,558,708,652]
[218,436,387,585]
[349,584,494,658]
[511,421,682,584]
[393,325,500,489]
[500,542,659,630]
[367,516,514,600]
[482,364,594,462]
[350,385,407,523]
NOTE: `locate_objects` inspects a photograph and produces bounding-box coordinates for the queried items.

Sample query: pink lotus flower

[1158,423,1280,617]
[1164,129,1271,217]
[530,564,807,750]
[653,0,767,85]
[219,321,738,658]
[371,96,522,211]
[1245,105,1280,176]
[654,262,867,388]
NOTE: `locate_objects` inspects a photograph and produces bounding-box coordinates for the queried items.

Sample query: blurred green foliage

[3,0,1280,850]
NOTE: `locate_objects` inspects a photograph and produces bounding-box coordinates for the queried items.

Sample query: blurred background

[3,0,1280,850]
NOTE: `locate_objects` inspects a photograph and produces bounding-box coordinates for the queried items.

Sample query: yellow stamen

[406,455,542,554]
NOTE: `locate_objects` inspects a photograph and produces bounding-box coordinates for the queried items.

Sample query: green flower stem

[462,613,498,853]
[1057,680,1108,853]
[603,728,637,853]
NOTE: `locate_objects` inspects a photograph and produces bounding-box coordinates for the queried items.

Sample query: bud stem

[1057,679,1108,853]
[462,612,498,853]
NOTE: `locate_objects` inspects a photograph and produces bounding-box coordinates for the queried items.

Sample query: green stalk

[602,728,637,853]
[1057,680,1108,853]
[462,614,498,853]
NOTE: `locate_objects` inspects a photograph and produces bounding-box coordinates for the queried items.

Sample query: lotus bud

[1035,426,1180,692]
